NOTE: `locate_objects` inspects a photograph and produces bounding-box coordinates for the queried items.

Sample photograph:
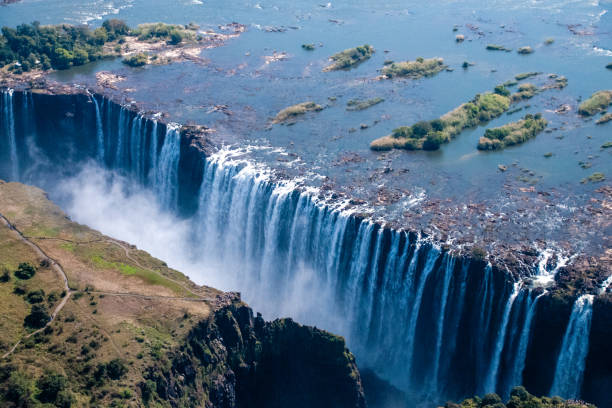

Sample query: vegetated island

[0,19,244,76]
[322,44,374,72]
[272,101,323,124]
[517,46,534,54]
[515,72,540,81]
[486,44,512,52]
[371,74,566,151]
[346,97,384,111]
[0,181,366,407]
[379,57,447,79]
[445,386,595,408]
[477,113,547,150]
[596,113,612,125]
[578,90,612,116]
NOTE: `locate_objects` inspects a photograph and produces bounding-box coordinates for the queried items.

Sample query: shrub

[168,30,183,45]
[471,247,487,261]
[607,62,612,70]
[106,359,128,380]
[0,266,10,282]
[122,53,148,67]
[37,371,67,403]
[412,121,433,137]
[14,262,36,279]
[494,85,511,97]
[517,46,534,54]
[24,304,50,328]
[26,289,45,304]
[302,43,315,51]
[4,371,35,405]
[482,393,502,406]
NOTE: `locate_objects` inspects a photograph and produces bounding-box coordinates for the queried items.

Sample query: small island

[371,87,513,151]
[323,44,374,72]
[272,101,323,124]
[380,57,447,79]
[578,90,612,116]
[477,113,547,150]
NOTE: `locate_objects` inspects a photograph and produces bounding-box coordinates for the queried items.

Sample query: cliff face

[144,300,366,408]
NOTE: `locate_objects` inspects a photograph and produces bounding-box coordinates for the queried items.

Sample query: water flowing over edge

[0,89,605,405]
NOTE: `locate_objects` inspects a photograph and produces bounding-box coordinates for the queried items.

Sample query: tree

[36,371,67,403]
[24,304,50,328]
[0,266,10,282]
[4,371,35,406]
[72,47,89,66]
[14,262,36,280]
[106,359,128,380]
[52,47,73,69]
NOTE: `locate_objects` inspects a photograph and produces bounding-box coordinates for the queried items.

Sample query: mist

[52,162,227,290]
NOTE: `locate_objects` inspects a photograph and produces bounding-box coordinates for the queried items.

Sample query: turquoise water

[1,0,611,241]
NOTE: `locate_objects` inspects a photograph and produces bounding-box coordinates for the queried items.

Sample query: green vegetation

[381,57,446,79]
[486,44,511,52]
[602,141,612,148]
[515,72,540,81]
[544,38,555,45]
[511,83,538,102]
[0,19,128,72]
[24,303,50,328]
[14,262,36,280]
[477,113,547,150]
[272,101,323,124]
[371,91,511,151]
[517,46,534,54]
[346,97,384,111]
[596,113,612,124]
[122,52,148,67]
[607,63,612,70]
[302,43,315,51]
[131,22,195,44]
[578,90,612,116]
[582,172,605,183]
[447,386,595,408]
[323,44,374,71]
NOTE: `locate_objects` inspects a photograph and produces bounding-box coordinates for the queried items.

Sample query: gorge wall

[1,89,610,407]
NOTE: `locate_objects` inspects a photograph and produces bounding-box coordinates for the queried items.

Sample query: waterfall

[92,94,105,162]
[155,124,181,209]
[429,254,456,395]
[549,294,594,399]
[3,90,18,180]
[1,91,602,404]
[507,291,545,393]
[482,282,521,394]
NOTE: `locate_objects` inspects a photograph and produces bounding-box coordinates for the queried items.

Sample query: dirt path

[0,212,72,359]
[1,223,215,359]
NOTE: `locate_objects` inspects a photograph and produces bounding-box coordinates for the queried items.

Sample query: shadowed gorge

[1,90,610,407]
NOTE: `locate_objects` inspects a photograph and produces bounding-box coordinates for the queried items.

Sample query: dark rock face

[144,301,366,408]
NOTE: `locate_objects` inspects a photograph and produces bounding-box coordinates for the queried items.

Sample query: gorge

[1,88,610,407]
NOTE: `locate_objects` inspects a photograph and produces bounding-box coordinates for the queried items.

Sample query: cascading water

[549,294,594,399]
[0,90,605,405]
[506,291,545,395]
[3,89,18,180]
[482,282,520,395]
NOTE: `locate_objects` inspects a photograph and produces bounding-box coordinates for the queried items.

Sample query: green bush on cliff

[447,386,596,408]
